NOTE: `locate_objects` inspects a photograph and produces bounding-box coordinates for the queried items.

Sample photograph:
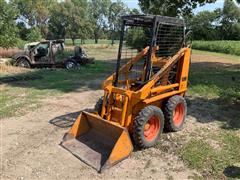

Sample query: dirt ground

[1,52,239,180]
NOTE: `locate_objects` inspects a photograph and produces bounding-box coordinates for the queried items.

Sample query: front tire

[164,95,187,132]
[133,105,164,149]
[17,58,31,68]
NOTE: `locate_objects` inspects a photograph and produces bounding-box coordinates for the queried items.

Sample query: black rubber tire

[65,60,78,70]
[94,96,103,115]
[133,105,164,149]
[17,58,31,68]
[164,95,187,132]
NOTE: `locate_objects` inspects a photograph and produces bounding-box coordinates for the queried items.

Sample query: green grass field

[181,130,240,178]
[64,39,119,46]
[1,44,240,178]
[66,39,240,56]
[188,58,240,102]
[193,41,240,56]
[0,61,111,118]
[192,49,240,62]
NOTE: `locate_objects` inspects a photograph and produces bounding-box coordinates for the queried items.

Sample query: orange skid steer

[60,15,191,172]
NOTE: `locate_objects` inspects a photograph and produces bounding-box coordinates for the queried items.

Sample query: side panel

[178,48,191,91]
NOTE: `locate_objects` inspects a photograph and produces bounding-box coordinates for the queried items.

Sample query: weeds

[193,41,240,56]
[181,131,240,178]
[188,62,240,103]
[0,61,112,118]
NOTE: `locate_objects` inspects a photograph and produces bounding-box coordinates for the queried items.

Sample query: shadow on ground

[49,111,80,128]
[223,166,240,178]
[3,59,239,130]
[187,61,240,130]
[49,108,95,128]
[48,61,240,130]
[0,60,115,93]
[187,96,240,130]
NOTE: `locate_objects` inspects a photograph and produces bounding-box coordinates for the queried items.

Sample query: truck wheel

[133,105,164,149]
[164,95,187,132]
[94,96,103,115]
[17,58,30,68]
[65,60,78,70]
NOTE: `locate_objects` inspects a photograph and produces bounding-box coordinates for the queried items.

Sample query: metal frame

[114,15,185,86]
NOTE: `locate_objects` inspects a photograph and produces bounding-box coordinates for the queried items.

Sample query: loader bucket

[60,111,133,172]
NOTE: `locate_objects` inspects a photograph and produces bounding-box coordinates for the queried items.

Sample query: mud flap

[60,111,133,172]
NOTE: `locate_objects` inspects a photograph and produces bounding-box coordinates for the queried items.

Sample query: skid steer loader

[60,15,191,172]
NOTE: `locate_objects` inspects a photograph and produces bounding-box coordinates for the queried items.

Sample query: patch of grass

[0,87,42,118]
[0,64,30,76]
[187,174,204,180]
[181,131,240,178]
[55,50,73,62]
[188,62,240,103]
[64,39,120,46]
[181,139,215,170]
[192,50,240,62]
[0,60,112,118]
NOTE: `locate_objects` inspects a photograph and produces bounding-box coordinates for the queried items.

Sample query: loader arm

[134,47,190,102]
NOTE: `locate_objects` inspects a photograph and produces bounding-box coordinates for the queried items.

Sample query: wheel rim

[66,62,75,69]
[144,115,160,141]
[19,61,29,68]
[173,103,184,127]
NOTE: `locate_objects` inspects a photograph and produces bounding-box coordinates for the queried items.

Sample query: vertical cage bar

[114,21,125,87]
[144,17,157,81]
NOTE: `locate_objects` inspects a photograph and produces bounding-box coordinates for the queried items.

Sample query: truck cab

[13,40,65,68]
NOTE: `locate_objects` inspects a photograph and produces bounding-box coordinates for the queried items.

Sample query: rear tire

[17,58,30,68]
[164,95,187,132]
[65,60,78,70]
[133,105,164,149]
[94,96,103,115]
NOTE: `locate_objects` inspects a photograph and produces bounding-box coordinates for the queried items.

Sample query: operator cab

[114,15,185,90]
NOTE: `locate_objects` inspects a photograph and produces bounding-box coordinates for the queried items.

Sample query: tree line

[139,0,240,41]
[127,0,240,48]
[187,0,240,40]
[0,0,129,48]
[0,0,239,49]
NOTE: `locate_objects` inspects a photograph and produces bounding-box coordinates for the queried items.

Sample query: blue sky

[117,0,225,14]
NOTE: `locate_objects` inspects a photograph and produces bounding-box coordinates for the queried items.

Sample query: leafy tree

[129,8,141,15]
[12,0,55,37]
[26,27,42,42]
[17,22,30,41]
[48,2,68,40]
[125,0,217,49]
[65,1,90,45]
[220,0,240,40]
[89,0,111,43]
[188,9,221,40]
[0,0,19,48]
[126,27,148,51]
[71,0,92,44]
[48,1,91,45]
[138,0,217,17]
[108,0,128,45]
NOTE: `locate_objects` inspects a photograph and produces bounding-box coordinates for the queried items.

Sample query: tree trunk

[111,30,114,46]
[94,37,98,44]
[94,31,98,44]
[72,38,75,46]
